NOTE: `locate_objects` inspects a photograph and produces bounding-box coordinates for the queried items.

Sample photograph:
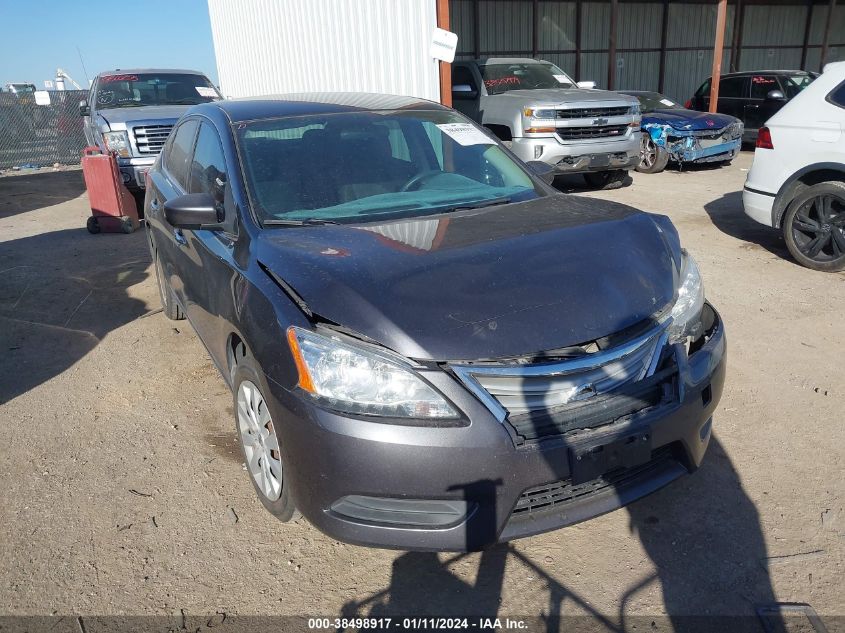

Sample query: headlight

[286,327,458,419]
[103,131,131,158]
[523,108,556,120]
[628,103,641,116]
[668,252,705,343]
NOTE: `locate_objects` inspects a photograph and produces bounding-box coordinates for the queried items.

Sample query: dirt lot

[1,155,843,629]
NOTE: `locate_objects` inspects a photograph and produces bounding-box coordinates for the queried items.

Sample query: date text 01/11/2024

[307,618,529,630]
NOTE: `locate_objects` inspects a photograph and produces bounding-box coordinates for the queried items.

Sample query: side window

[452,66,478,91]
[165,119,199,189]
[189,122,227,195]
[718,77,748,99]
[750,75,779,99]
[827,81,845,108]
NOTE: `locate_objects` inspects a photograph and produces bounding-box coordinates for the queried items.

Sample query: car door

[146,117,200,320]
[183,119,240,358]
[744,74,786,134]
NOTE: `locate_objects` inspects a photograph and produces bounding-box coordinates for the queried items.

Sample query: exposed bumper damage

[643,122,743,164]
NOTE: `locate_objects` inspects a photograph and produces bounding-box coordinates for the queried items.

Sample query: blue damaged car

[621,91,743,174]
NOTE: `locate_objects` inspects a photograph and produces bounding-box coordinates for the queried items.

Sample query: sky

[0,0,218,89]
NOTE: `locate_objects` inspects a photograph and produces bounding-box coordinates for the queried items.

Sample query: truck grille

[556,106,630,119]
[511,446,676,516]
[133,124,174,154]
[451,323,672,441]
[556,125,629,141]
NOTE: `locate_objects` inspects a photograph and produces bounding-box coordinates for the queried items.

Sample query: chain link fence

[0,90,88,170]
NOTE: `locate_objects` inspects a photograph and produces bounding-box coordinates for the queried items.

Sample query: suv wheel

[636,133,669,174]
[783,181,845,272]
[583,170,628,190]
[233,357,298,521]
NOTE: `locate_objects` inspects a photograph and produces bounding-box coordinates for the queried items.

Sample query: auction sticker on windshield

[195,86,217,97]
[436,123,495,146]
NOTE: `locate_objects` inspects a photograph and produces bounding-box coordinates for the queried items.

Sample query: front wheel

[233,357,298,521]
[583,169,628,190]
[783,181,845,272]
[636,133,669,174]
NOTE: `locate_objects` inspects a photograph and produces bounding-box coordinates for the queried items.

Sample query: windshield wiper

[263,218,340,226]
[445,197,512,213]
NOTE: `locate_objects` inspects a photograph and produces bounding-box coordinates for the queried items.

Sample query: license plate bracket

[589,154,611,168]
[569,431,652,485]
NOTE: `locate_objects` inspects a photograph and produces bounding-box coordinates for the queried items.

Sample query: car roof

[468,57,549,66]
[96,68,209,77]
[197,92,449,123]
[713,69,814,78]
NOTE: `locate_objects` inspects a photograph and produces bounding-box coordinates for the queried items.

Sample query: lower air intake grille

[512,446,676,516]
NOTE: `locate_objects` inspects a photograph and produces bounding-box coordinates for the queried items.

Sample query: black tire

[86,216,100,234]
[583,169,629,190]
[120,216,135,234]
[152,248,184,320]
[782,181,845,272]
[232,356,299,521]
[636,133,669,174]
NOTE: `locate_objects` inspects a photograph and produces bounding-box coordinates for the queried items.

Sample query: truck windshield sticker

[553,75,571,84]
[484,77,521,90]
[101,74,138,83]
[660,98,676,106]
[195,86,217,97]
[436,123,495,146]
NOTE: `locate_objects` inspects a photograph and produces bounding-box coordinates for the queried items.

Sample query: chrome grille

[451,324,669,422]
[556,106,629,119]
[133,124,173,155]
[556,125,629,141]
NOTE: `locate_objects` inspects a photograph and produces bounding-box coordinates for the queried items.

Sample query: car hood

[489,88,638,106]
[96,104,190,129]
[643,109,737,131]
[255,196,681,362]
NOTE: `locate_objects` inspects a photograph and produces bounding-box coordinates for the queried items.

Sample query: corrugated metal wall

[451,0,845,102]
[208,0,440,101]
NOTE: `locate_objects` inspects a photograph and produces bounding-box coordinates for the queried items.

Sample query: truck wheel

[233,356,299,522]
[153,249,184,320]
[782,181,845,272]
[86,216,100,234]
[583,170,628,190]
[636,134,669,174]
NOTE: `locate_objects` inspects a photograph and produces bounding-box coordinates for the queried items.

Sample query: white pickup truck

[451,58,641,189]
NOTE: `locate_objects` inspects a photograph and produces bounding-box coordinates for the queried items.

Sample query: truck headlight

[628,103,641,116]
[103,131,131,158]
[523,108,556,119]
[286,327,458,419]
[668,252,705,344]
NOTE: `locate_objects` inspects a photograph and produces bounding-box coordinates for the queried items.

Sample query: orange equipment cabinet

[81,146,140,234]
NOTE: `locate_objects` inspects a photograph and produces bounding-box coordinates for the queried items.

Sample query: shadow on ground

[703,191,791,261]
[0,226,151,404]
[0,170,86,218]
[340,436,784,632]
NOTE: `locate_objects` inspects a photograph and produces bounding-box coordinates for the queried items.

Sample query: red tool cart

[81,146,140,234]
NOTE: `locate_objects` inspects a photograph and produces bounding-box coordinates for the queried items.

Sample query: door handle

[174,229,188,246]
[746,104,759,109]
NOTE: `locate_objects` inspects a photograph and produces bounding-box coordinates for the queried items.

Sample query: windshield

[782,74,815,98]
[95,73,220,108]
[629,92,681,113]
[236,110,543,225]
[480,63,573,95]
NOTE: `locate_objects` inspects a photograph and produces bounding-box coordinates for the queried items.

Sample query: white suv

[743,61,845,271]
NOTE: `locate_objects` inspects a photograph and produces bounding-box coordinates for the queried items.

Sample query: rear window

[828,81,845,108]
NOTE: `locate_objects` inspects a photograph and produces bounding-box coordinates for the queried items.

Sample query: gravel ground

[0,155,843,628]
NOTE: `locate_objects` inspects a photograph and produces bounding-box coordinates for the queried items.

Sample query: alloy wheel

[640,134,657,169]
[237,380,283,501]
[790,194,845,262]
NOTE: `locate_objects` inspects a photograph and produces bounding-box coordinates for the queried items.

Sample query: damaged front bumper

[266,304,726,551]
[644,122,743,164]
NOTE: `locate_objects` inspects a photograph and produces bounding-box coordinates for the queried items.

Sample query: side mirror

[577,81,596,89]
[765,89,786,101]
[452,84,478,100]
[79,99,90,116]
[164,193,222,230]
[526,160,556,185]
